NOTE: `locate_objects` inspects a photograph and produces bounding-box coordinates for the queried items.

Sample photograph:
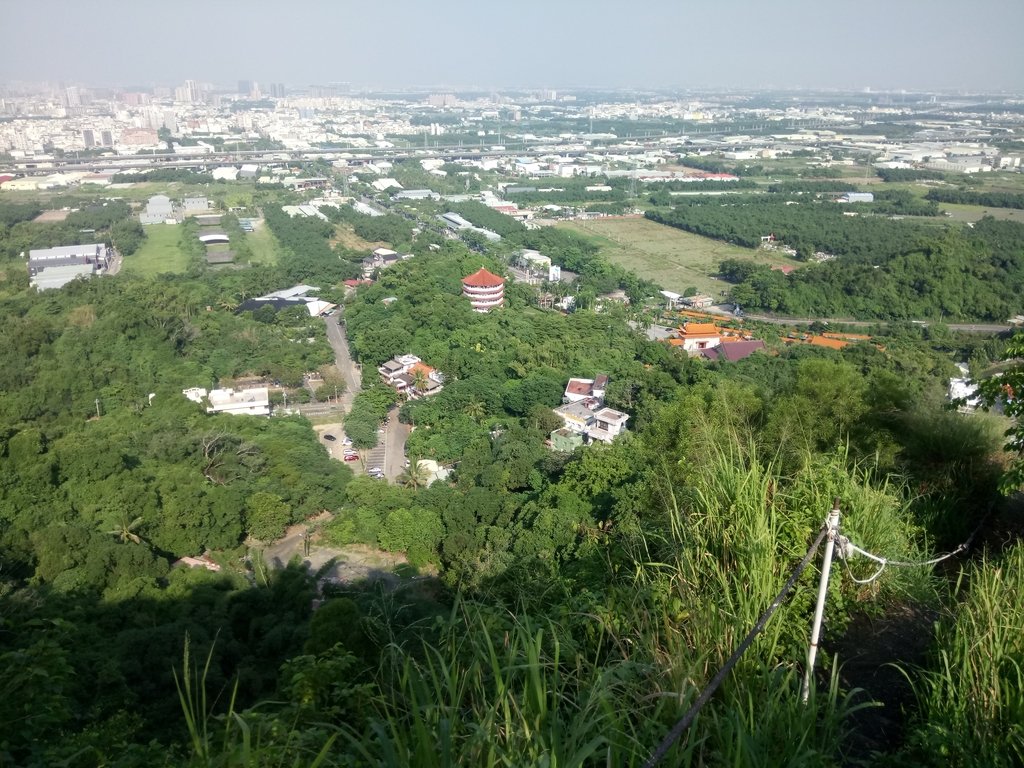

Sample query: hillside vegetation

[1,188,1022,767]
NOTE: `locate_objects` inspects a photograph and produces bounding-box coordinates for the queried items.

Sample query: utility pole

[803,499,841,703]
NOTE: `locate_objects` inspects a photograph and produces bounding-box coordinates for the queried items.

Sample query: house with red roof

[551,374,629,448]
[562,374,608,404]
[700,339,766,362]
[378,354,445,399]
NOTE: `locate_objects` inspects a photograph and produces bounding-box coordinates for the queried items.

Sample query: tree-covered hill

[645,192,1024,320]
[1,189,1021,767]
[719,217,1024,320]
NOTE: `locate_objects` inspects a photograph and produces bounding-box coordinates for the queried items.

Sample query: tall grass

[175,634,338,768]
[901,544,1024,766]
[182,438,939,765]
[342,603,865,767]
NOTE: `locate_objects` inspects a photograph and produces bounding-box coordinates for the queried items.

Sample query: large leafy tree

[978,332,1024,493]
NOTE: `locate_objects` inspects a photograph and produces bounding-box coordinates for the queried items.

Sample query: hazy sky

[3,0,1022,92]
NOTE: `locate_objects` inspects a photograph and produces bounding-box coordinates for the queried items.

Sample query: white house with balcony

[378,354,444,399]
[551,374,628,447]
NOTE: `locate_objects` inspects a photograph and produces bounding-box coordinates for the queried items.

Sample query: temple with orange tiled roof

[674,321,722,353]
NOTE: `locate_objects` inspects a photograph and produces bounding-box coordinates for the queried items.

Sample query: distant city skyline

[3,0,1023,93]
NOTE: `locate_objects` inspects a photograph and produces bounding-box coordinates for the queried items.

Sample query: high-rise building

[82,129,95,148]
[428,93,456,108]
[64,86,81,107]
[270,82,286,98]
[101,130,113,147]
[238,80,251,95]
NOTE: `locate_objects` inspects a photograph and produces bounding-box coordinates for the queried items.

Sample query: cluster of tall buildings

[237,80,286,99]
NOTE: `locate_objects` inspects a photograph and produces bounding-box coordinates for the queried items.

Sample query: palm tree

[107,513,145,545]
[463,401,486,424]
[397,458,431,492]
[411,368,429,396]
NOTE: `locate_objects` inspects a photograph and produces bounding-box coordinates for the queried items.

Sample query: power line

[643,523,830,768]
[837,511,988,573]
[645,509,989,767]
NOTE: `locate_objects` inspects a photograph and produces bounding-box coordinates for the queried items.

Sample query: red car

[343,454,359,462]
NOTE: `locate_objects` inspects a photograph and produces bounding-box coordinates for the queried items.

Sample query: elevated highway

[5,141,679,176]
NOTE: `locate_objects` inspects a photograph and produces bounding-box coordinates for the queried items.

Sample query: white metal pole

[803,498,841,703]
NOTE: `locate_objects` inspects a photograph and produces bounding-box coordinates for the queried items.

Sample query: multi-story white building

[551,374,629,447]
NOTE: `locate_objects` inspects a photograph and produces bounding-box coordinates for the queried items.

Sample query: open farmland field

[557,216,802,297]
[122,223,190,276]
[244,220,280,264]
[939,203,1024,223]
[330,223,387,252]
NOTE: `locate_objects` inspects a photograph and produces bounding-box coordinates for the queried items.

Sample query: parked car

[323,434,336,441]
[343,455,359,462]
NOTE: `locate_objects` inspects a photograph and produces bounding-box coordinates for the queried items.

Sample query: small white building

[184,387,270,416]
[563,375,608,404]
[551,374,627,445]
[182,197,209,214]
[140,194,175,225]
[588,408,630,443]
[378,354,444,399]
[212,166,240,181]
[838,192,874,203]
[948,364,982,413]
[371,178,403,192]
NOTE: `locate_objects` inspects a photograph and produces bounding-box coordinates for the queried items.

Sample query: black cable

[643,525,830,768]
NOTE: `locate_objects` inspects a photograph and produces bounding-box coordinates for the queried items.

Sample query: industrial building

[139,194,175,225]
[28,243,109,291]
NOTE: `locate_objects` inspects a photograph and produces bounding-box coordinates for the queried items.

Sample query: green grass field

[557,216,802,297]
[122,223,190,276]
[938,202,1024,223]
[245,222,281,265]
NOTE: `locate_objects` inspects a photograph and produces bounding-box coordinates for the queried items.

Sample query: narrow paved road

[321,312,409,481]
[324,314,362,410]
[384,408,411,481]
[695,304,1015,334]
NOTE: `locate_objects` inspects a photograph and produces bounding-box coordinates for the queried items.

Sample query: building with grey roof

[28,243,108,291]
[140,194,175,225]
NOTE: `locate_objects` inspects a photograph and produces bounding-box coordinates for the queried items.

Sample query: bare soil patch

[34,209,70,222]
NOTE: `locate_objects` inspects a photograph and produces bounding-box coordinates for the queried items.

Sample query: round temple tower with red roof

[461,267,505,312]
